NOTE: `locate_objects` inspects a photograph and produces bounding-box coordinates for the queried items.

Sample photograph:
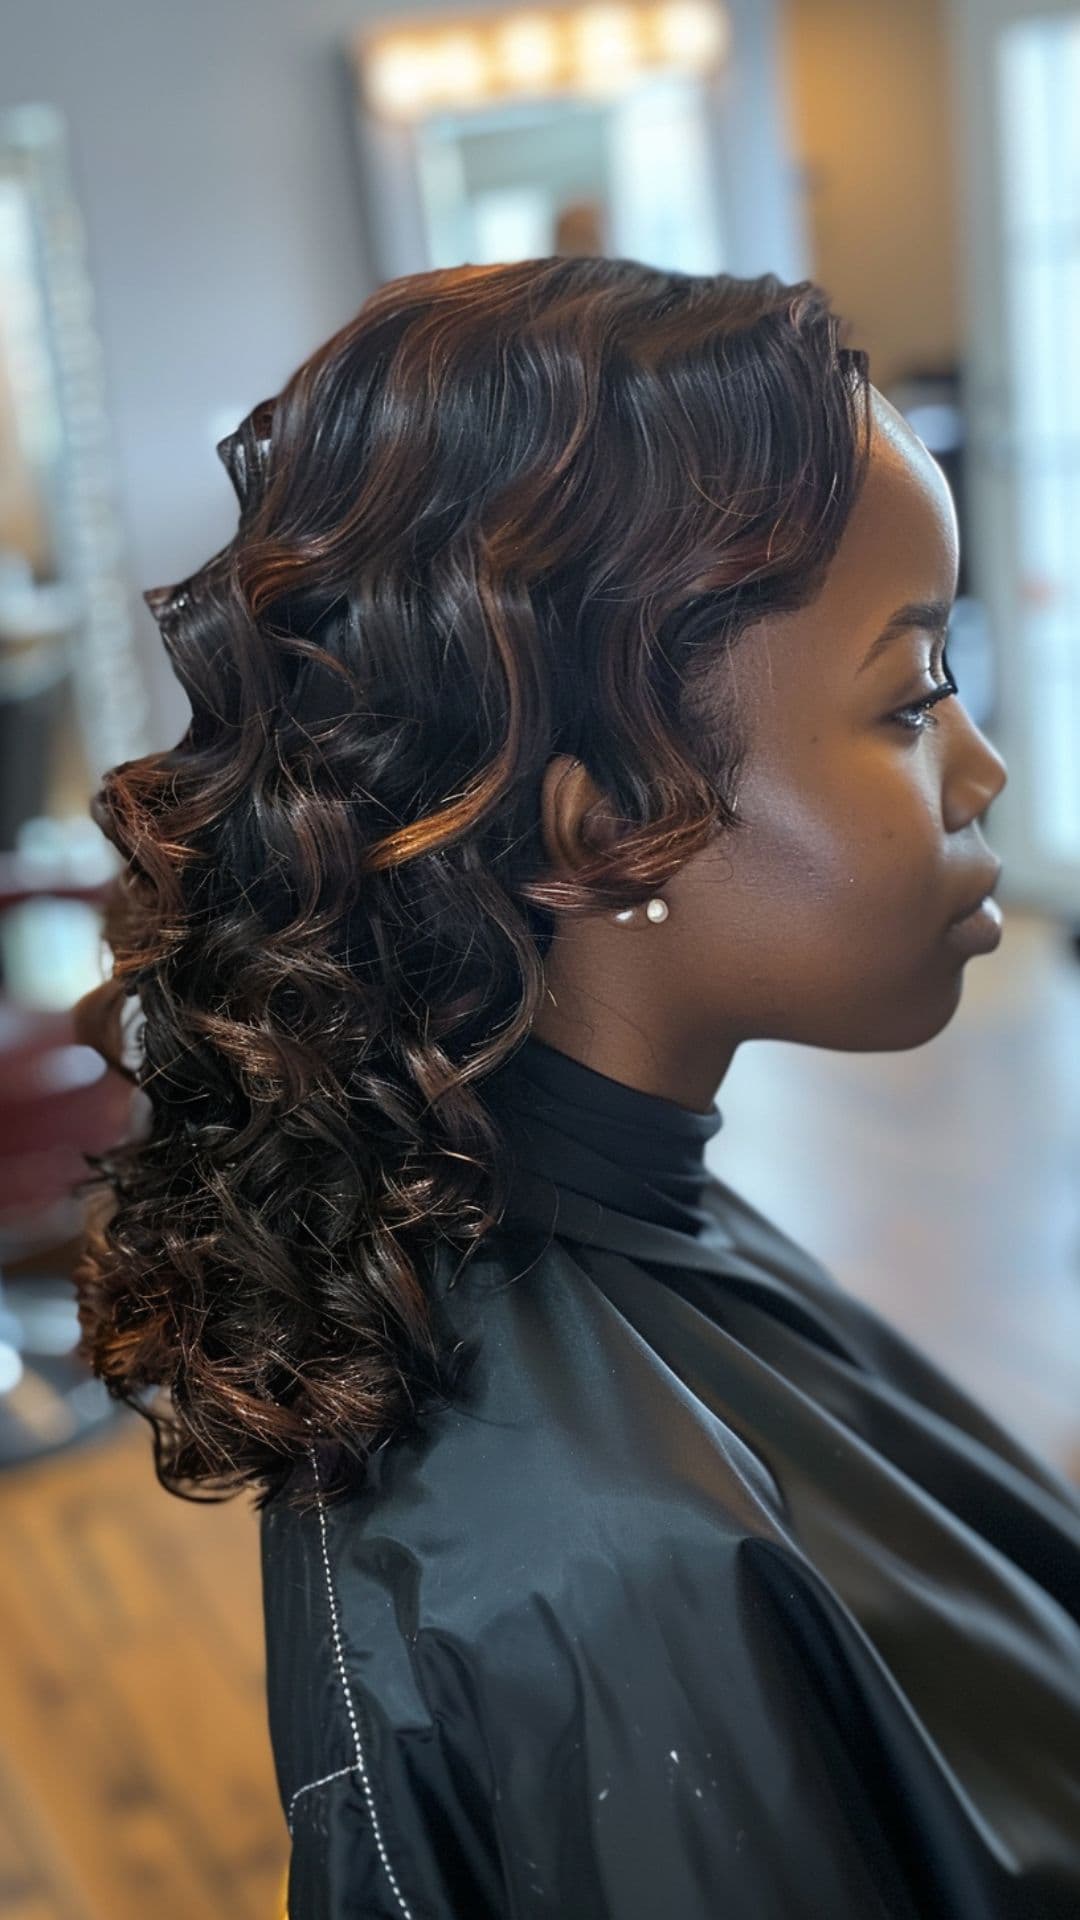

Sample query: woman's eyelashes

[888,646,958,734]
[889,681,957,733]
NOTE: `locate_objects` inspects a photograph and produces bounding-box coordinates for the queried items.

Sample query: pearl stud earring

[612,897,668,924]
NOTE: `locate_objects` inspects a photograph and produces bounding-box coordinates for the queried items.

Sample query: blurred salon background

[0,1,1077,1913]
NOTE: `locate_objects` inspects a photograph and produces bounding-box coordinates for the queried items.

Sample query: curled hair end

[215,397,275,514]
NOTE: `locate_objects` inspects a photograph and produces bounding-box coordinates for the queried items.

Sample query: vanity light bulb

[366,42,434,117]
[571,5,644,88]
[430,31,492,105]
[654,2,730,68]
[495,15,560,89]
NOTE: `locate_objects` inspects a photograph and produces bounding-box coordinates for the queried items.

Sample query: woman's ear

[537,755,619,879]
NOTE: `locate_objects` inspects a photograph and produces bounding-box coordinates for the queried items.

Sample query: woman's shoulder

[259,1222,779,1616]
[258,1223,785,1738]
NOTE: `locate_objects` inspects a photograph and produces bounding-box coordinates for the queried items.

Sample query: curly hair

[72,255,871,1512]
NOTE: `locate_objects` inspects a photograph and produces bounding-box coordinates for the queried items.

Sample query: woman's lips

[944,893,1004,956]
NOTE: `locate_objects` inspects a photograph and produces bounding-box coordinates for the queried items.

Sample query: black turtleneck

[479,1033,724,1238]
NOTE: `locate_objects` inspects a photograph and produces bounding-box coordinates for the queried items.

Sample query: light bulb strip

[358,2,729,120]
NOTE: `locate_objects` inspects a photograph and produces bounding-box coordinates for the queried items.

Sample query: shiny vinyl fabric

[260,1037,1080,1919]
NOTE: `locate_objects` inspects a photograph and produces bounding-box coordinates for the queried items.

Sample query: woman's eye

[889,679,958,733]
[889,645,958,734]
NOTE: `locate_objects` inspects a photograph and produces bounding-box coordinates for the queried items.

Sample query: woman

[74,257,1080,1918]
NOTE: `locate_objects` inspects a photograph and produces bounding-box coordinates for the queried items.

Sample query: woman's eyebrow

[856,598,954,676]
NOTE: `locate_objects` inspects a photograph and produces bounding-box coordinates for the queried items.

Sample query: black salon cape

[260,1037,1080,1919]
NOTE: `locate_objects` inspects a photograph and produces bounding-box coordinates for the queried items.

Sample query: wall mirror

[348,3,743,281]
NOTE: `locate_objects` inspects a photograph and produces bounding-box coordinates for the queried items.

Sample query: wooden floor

[0,905,1077,1919]
[0,1421,288,1920]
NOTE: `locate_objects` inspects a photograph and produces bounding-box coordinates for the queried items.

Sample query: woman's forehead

[867,389,954,517]
[819,394,953,585]
[735,449,957,708]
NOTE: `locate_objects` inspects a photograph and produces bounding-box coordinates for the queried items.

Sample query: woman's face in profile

[535,386,1009,1103]
[683,384,1008,1053]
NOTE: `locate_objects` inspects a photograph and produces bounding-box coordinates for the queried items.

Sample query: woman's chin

[833,971,968,1053]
